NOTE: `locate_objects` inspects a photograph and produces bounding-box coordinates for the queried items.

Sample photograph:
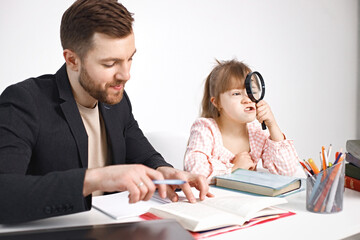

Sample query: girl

[184,59,298,184]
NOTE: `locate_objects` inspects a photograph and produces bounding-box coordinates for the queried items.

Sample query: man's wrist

[156,166,173,171]
[156,166,177,179]
[83,168,100,197]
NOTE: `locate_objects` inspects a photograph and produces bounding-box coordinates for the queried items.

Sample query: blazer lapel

[99,103,126,165]
[55,64,88,168]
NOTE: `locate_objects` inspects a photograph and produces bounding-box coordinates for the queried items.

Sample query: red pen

[299,160,312,173]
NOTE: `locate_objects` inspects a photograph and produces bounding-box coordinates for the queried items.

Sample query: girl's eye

[233,92,241,96]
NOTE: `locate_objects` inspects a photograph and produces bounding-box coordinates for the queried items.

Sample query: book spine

[344,176,360,192]
[346,140,360,159]
[346,153,360,168]
[345,163,360,180]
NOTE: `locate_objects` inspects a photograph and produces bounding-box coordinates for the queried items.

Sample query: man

[0,0,212,224]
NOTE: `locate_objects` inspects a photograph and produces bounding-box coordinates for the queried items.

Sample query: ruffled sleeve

[248,121,298,176]
[184,118,233,183]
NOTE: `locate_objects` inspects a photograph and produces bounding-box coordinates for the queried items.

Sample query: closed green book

[214,169,302,197]
[345,163,360,180]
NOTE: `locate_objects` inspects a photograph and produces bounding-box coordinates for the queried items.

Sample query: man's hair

[201,59,252,118]
[60,0,134,59]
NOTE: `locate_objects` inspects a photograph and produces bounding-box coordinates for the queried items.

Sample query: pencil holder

[306,160,345,213]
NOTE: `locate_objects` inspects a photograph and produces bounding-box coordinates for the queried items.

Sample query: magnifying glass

[245,71,266,130]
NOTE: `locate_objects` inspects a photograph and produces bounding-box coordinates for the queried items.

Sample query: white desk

[1,186,359,240]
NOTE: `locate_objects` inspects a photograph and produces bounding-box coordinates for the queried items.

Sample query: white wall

[0,0,358,166]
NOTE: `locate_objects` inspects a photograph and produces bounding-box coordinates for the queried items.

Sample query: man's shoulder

[3,73,56,93]
[1,73,59,105]
[18,73,56,90]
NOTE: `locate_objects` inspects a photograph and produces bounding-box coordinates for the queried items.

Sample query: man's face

[79,32,136,105]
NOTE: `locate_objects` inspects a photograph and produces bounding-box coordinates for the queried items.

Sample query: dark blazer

[0,64,171,224]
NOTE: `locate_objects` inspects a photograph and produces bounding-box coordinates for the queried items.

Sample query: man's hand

[83,164,166,203]
[156,167,214,203]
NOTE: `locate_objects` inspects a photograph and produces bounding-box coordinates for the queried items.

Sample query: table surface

[1,185,359,240]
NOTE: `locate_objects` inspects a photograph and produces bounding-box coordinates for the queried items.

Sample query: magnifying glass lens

[245,71,265,103]
[245,71,266,130]
[250,74,262,101]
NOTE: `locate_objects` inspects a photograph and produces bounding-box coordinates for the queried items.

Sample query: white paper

[92,191,169,220]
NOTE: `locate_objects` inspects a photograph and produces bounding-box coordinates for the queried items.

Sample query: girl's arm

[261,137,298,176]
[254,100,298,175]
[249,121,298,176]
[184,119,233,183]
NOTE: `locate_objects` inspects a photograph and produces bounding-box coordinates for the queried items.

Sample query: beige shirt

[77,102,108,196]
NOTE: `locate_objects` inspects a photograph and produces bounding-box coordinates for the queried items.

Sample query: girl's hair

[201,59,251,118]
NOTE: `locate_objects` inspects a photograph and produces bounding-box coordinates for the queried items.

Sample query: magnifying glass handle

[261,121,267,130]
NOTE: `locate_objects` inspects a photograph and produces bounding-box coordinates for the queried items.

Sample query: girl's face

[218,87,257,124]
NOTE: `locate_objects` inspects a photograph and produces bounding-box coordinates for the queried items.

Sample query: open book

[147,195,289,232]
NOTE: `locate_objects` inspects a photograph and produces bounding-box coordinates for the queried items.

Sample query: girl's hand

[231,152,256,172]
[256,100,276,128]
[256,100,284,141]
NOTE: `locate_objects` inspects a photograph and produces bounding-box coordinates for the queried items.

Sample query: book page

[148,194,288,232]
[202,195,287,220]
[148,201,245,232]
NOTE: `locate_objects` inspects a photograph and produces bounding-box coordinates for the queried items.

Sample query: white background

[0,0,359,166]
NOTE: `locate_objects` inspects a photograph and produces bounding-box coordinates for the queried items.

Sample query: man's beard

[79,67,125,105]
